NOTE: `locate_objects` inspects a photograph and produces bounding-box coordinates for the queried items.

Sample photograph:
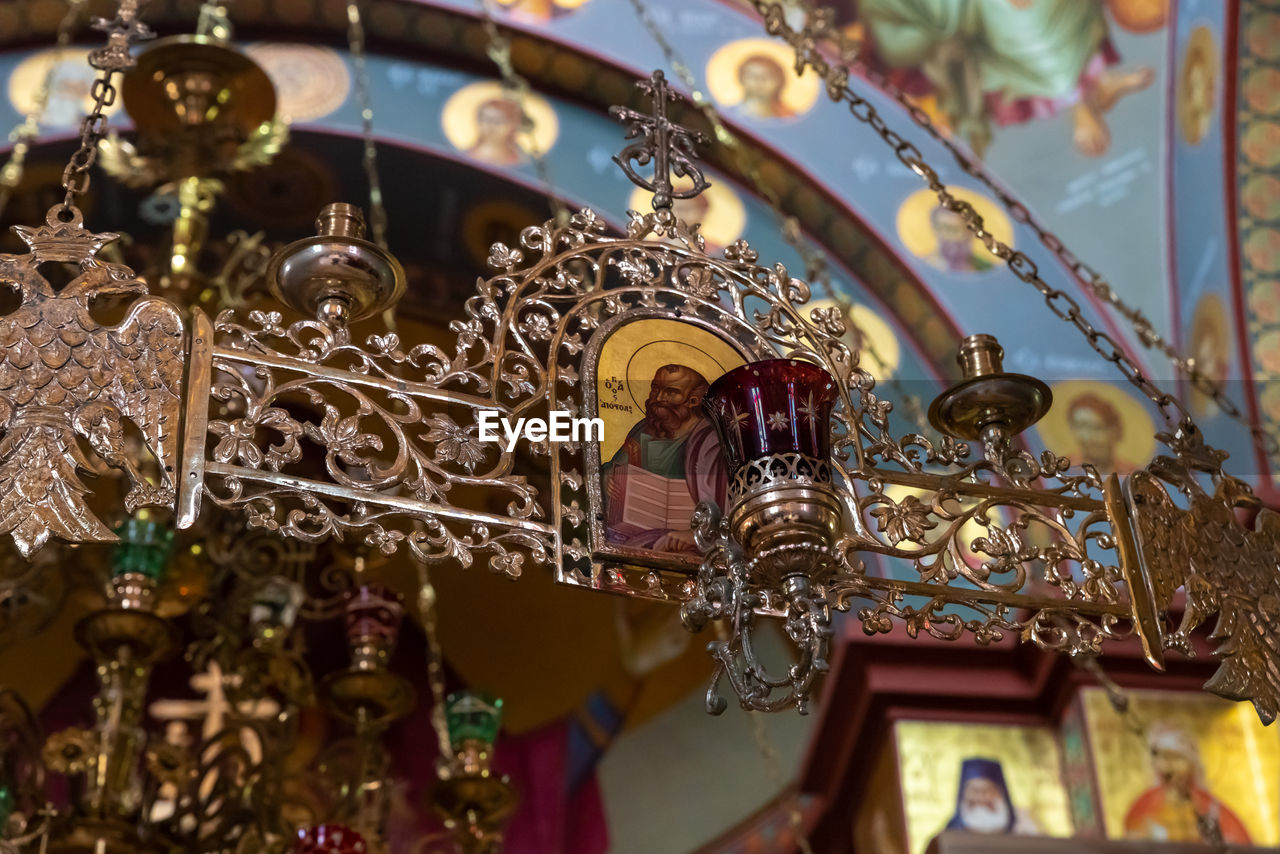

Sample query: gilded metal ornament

[1120,435,1280,724]
[0,206,184,557]
[0,1,1273,728]
[609,70,710,211]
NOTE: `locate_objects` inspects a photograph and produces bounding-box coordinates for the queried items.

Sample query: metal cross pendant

[609,70,710,211]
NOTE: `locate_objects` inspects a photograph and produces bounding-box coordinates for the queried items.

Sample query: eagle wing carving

[1126,468,1280,724]
[0,210,186,557]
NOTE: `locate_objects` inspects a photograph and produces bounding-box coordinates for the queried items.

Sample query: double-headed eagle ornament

[0,205,183,557]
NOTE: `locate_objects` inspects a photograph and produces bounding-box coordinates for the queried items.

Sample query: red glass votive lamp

[703,358,842,584]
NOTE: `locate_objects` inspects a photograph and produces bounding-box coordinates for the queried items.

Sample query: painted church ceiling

[0,0,1270,503]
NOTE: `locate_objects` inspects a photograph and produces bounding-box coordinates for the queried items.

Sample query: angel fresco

[856,0,1161,158]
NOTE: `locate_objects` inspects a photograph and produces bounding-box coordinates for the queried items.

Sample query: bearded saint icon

[601,364,727,555]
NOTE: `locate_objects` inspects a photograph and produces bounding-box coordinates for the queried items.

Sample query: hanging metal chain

[56,0,152,215]
[475,0,570,225]
[628,0,933,437]
[412,552,456,766]
[743,3,1210,441]
[745,711,816,854]
[0,0,88,220]
[345,1,388,249]
[751,0,1276,462]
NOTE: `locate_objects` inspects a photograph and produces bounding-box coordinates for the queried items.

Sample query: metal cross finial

[609,70,710,211]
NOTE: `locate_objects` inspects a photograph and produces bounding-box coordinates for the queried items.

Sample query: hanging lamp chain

[0,0,88,219]
[345,0,388,250]
[414,558,457,768]
[475,0,570,224]
[627,0,934,438]
[743,1,1203,434]
[749,0,1274,462]
[746,709,816,854]
[56,0,153,215]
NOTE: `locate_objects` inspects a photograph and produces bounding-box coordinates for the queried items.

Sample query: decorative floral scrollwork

[680,502,834,715]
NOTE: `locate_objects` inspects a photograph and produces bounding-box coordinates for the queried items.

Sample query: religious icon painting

[585,318,747,570]
[894,720,1074,854]
[895,187,1012,276]
[1036,380,1156,476]
[8,48,124,129]
[441,81,560,167]
[628,176,747,253]
[1178,25,1219,147]
[1186,293,1232,416]
[705,38,821,122]
[1079,686,1280,846]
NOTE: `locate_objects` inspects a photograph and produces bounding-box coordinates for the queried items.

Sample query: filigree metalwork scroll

[681,502,834,714]
[0,205,184,557]
[186,196,603,576]
[0,51,1273,721]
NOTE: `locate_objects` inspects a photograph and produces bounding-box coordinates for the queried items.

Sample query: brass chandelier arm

[849,574,1129,617]
[745,0,1275,461]
[863,467,1106,513]
[203,463,557,535]
[213,344,501,411]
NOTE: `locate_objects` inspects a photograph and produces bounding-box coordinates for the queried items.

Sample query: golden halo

[245,43,351,122]
[806,298,901,380]
[8,48,123,128]
[625,340,735,411]
[628,178,747,249]
[1178,25,1218,146]
[1189,293,1231,415]
[705,38,821,119]
[1036,380,1156,472]
[596,319,744,460]
[896,187,1014,271]
[441,81,559,161]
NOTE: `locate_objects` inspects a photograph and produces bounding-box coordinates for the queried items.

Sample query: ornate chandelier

[0,0,1277,850]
